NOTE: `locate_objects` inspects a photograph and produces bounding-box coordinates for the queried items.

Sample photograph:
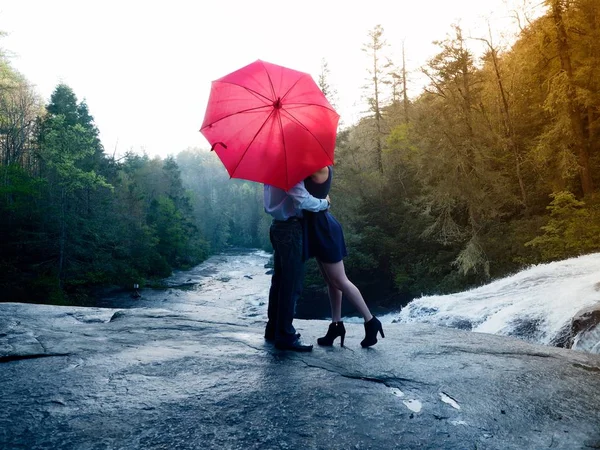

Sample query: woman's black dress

[303,166,348,263]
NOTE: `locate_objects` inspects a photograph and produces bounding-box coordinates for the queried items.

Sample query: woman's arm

[287,181,329,212]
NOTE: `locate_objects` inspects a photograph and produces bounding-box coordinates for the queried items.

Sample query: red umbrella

[200,60,340,191]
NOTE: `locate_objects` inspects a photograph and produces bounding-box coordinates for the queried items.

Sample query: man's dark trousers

[266,218,304,345]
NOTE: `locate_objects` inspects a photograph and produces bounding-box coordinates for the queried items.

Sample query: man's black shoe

[265,331,301,342]
[274,339,313,352]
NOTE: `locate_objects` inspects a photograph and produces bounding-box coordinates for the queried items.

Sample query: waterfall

[380,253,600,351]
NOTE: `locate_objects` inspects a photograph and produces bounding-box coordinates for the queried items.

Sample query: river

[97,249,274,325]
[97,248,397,322]
[97,249,600,353]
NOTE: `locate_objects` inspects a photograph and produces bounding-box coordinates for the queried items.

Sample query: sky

[0,0,535,158]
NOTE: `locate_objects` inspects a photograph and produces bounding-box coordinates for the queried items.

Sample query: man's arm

[287,181,329,212]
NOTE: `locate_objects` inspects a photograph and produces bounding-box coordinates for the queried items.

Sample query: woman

[303,165,384,348]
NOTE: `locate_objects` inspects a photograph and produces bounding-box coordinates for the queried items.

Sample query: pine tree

[37,84,110,286]
[317,58,338,109]
[362,24,390,173]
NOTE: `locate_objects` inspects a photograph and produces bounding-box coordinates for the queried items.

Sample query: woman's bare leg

[317,260,342,322]
[319,259,373,322]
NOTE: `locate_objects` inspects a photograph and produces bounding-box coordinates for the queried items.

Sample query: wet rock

[264,256,274,269]
[1,302,599,450]
[109,310,127,322]
[569,302,600,353]
[447,318,473,331]
[506,317,543,340]
[571,302,600,336]
[550,322,573,348]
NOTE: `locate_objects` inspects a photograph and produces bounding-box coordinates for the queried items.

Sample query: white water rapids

[378,253,600,352]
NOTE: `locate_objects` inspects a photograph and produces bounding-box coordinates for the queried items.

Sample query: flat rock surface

[1,302,600,450]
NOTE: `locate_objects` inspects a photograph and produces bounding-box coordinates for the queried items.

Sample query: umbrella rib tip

[210,142,227,151]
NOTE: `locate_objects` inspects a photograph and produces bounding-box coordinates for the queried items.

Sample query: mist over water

[379,253,600,349]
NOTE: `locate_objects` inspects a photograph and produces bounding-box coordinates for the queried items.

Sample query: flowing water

[100,250,600,353]
[97,249,273,325]
[378,253,600,352]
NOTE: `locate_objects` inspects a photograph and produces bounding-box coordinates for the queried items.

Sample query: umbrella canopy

[200,60,340,191]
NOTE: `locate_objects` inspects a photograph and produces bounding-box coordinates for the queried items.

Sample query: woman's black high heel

[361,316,384,348]
[317,321,346,347]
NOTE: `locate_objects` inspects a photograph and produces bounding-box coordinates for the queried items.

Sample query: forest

[1,0,599,305]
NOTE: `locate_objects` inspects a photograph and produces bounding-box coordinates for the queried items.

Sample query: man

[264,180,330,352]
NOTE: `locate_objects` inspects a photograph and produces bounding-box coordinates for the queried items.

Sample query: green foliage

[324,3,600,300]
[525,192,600,260]
[177,149,269,252]
[453,236,489,277]
[0,79,211,304]
[39,115,110,191]
[0,164,44,204]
